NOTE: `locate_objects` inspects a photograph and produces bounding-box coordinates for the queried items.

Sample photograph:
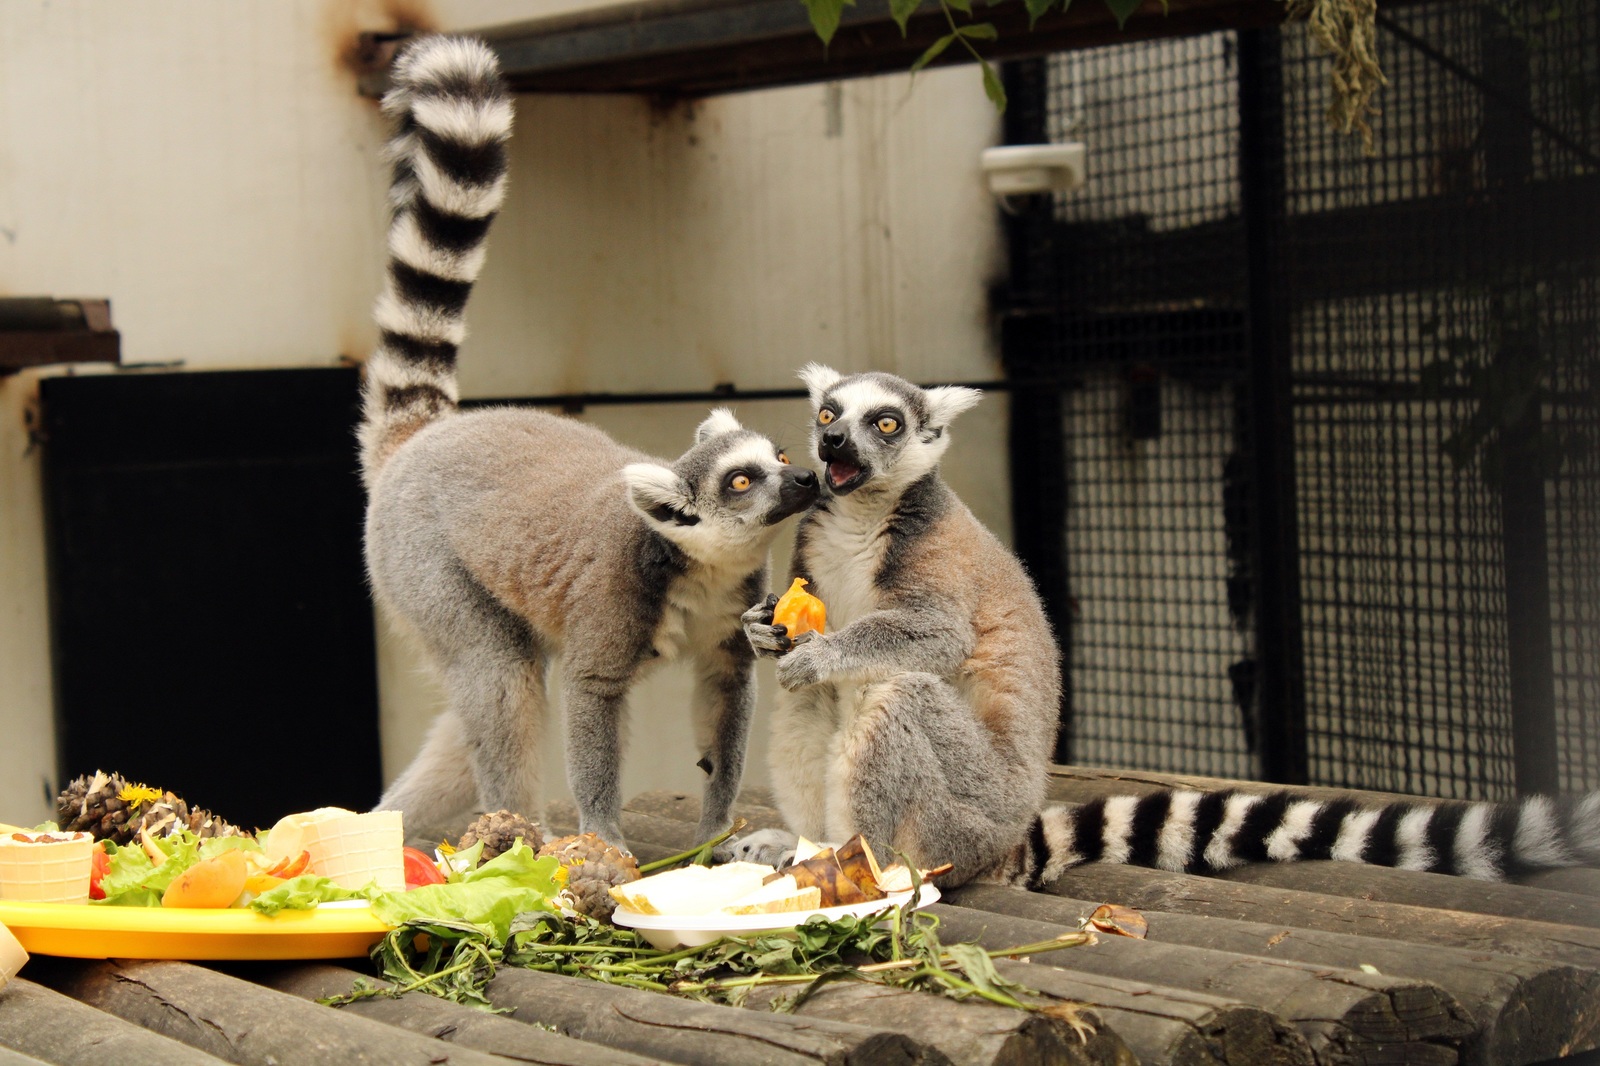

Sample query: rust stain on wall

[323,0,440,87]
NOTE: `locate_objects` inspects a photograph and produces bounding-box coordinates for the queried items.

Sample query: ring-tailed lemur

[360,36,818,850]
[735,365,1600,886]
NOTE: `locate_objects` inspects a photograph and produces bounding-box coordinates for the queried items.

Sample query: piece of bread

[720,875,824,915]
[607,862,774,916]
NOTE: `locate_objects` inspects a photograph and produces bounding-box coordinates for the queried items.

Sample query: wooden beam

[362,0,1288,97]
[0,298,120,376]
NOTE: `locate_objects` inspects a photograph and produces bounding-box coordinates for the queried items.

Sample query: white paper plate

[610,883,940,949]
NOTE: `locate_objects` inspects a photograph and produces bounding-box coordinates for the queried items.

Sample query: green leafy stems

[333,905,1093,1016]
[636,817,747,875]
[798,0,1168,113]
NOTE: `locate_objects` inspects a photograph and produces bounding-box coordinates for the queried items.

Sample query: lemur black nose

[821,428,846,449]
[793,468,817,487]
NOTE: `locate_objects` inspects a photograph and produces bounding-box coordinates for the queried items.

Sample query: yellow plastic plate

[0,899,392,960]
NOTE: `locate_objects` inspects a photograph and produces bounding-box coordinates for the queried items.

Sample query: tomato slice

[89,841,110,900]
[403,846,446,889]
[264,850,311,879]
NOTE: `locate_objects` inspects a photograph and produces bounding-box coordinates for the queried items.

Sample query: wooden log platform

[737,981,1137,1066]
[251,962,674,1065]
[945,883,1600,1065]
[23,957,527,1066]
[485,966,949,1065]
[6,779,1599,1066]
[0,978,230,1066]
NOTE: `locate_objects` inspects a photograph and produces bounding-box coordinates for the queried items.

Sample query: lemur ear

[694,407,743,444]
[798,363,843,406]
[622,463,701,526]
[924,385,982,429]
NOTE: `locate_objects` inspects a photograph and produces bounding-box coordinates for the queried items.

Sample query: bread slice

[720,875,824,915]
[608,862,774,916]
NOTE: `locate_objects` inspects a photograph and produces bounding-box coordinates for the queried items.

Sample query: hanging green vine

[799,0,1387,149]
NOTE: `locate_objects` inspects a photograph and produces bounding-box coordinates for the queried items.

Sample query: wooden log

[0,976,230,1066]
[1036,862,1600,970]
[739,981,1136,1066]
[1518,867,1600,898]
[251,962,671,1066]
[545,804,717,855]
[947,883,1600,1066]
[926,905,1476,1065]
[26,957,523,1066]
[485,966,948,1066]
[1045,766,1453,810]
[1208,863,1600,928]
[0,1045,51,1066]
[624,790,790,834]
[979,961,1315,1066]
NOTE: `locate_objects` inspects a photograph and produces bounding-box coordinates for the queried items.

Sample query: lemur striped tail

[359,35,512,485]
[995,789,1600,887]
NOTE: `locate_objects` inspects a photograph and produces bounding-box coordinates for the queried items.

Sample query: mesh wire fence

[1014,0,1599,796]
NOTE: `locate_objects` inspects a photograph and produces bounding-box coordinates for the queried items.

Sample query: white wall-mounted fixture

[980,143,1088,197]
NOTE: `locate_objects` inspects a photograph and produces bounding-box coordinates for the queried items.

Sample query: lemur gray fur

[359,36,818,849]
[735,365,1600,886]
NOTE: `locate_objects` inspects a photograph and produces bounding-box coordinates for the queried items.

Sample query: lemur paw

[775,637,834,690]
[718,827,798,868]
[743,594,792,657]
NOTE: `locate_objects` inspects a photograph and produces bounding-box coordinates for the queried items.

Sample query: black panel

[40,368,382,831]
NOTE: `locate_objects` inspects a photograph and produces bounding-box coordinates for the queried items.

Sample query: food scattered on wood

[772,577,826,637]
[1086,903,1148,939]
[609,861,775,916]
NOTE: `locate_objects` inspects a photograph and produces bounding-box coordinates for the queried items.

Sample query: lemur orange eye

[777,451,790,465]
[730,473,752,492]
[817,409,835,426]
[877,416,900,434]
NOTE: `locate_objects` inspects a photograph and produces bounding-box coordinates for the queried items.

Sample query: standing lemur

[360,36,817,849]
[737,365,1600,885]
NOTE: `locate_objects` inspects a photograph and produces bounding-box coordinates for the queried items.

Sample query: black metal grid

[1034,34,1258,779]
[1004,0,1600,797]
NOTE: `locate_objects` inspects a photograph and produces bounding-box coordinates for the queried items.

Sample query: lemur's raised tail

[996,788,1600,887]
[360,35,817,847]
[359,35,513,485]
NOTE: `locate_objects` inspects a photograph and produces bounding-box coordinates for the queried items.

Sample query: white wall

[0,1,1006,829]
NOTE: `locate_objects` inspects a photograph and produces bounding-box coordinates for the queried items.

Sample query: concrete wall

[0,2,1006,827]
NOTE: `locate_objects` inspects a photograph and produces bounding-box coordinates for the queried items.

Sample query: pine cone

[55,770,245,845]
[458,809,544,862]
[537,832,639,921]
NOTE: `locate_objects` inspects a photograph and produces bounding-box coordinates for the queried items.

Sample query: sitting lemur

[734,365,1600,887]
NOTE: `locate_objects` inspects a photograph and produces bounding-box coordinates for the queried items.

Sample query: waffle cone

[265,809,404,892]
[0,833,94,904]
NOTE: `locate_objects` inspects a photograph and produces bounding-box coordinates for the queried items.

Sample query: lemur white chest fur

[805,502,889,632]
[651,559,759,661]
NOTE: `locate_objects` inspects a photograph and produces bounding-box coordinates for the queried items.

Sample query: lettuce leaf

[369,841,563,941]
[248,874,370,916]
[95,831,262,908]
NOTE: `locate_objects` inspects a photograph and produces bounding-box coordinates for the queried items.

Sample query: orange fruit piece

[772,577,826,637]
[162,849,249,908]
